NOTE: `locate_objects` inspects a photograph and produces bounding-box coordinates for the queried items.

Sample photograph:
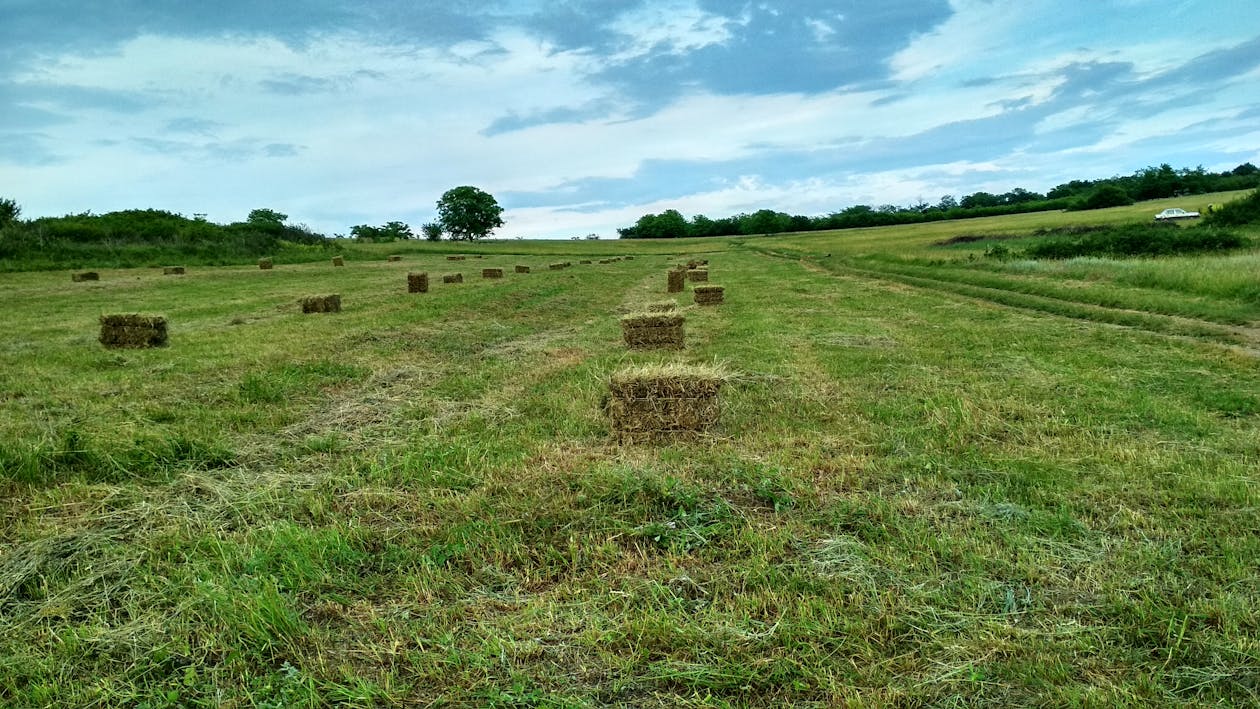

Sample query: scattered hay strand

[447,255,466,261]
[606,363,727,441]
[99,314,168,349]
[163,266,185,275]
[620,313,685,350]
[408,272,429,293]
[301,294,342,313]
[332,256,345,267]
[646,301,676,312]
[72,272,99,282]
[687,268,709,282]
[483,268,504,279]
[693,285,724,305]
[515,265,530,273]
[258,258,274,270]
[667,269,685,293]
[443,273,463,284]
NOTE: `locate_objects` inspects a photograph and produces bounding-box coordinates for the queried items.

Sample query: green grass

[2,204,1259,705]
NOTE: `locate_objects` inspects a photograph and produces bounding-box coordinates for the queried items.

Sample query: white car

[1154,208,1200,221]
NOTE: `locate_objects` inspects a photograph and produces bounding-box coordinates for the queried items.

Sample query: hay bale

[447,255,466,261]
[599,259,612,264]
[408,272,429,293]
[550,262,565,271]
[163,266,185,275]
[693,285,724,305]
[388,255,403,262]
[579,259,592,265]
[515,265,530,273]
[259,258,274,270]
[482,268,504,279]
[606,364,725,441]
[646,301,676,312]
[620,313,685,350]
[625,256,635,260]
[99,314,168,349]
[442,273,463,284]
[667,269,685,293]
[72,272,100,282]
[332,256,345,267]
[687,268,708,282]
[301,294,342,313]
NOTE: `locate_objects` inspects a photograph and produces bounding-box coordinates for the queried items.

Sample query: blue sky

[2,1,1258,238]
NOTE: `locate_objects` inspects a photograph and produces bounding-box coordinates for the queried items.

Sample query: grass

[2,200,1259,705]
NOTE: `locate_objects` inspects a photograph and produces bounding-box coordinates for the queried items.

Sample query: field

[2,196,1259,706]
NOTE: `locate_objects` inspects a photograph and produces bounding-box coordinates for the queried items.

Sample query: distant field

[2,195,1258,705]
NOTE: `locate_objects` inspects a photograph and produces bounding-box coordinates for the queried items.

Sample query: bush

[1070,185,1134,211]
[1022,223,1246,259]
[1203,189,1260,227]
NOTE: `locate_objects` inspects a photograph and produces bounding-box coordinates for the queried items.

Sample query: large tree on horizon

[436,186,504,241]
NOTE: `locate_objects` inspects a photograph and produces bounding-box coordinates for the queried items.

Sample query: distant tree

[421,222,443,241]
[584,233,600,240]
[381,221,414,240]
[936,195,958,211]
[0,198,19,228]
[689,214,717,237]
[436,186,504,241]
[631,209,689,239]
[741,209,792,234]
[1231,162,1258,176]
[247,208,288,226]
[960,192,1001,209]
[1075,184,1134,210]
[350,224,383,241]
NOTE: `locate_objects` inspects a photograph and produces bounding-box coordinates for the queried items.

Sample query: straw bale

[667,269,685,293]
[625,256,635,260]
[301,294,342,313]
[332,256,345,267]
[408,272,429,293]
[620,313,685,350]
[687,268,708,282]
[388,255,402,262]
[72,272,99,282]
[99,314,168,349]
[606,364,724,441]
[580,260,592,264]
[599,259,612,264]
[447,255,466,261]
[258,258,274,270]
[163,266,185,275]
[550,262,565,270]
[482,268,504,279]
[515,265,530,273]
[442,273,463,284]
[693,285,724,305]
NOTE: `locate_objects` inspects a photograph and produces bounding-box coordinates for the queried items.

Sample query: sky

[2,1,1259,239]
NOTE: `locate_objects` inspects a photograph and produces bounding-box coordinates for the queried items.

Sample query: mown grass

[2,216,1259,705]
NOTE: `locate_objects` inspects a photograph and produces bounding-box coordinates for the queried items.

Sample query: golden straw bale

[693,285,724,305]
[620,313,685,350]
[300,294,342,313]
[606,364,727,441]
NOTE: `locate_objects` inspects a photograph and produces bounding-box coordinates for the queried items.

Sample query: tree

[1075,184,1134,210]
[0,198,19,228]
[421,222,443,241]
[381,221,414,240]
[350,224,383,241]
[436,186,504,241]
[247,208,288,226]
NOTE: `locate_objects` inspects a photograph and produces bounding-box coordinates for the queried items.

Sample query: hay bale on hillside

[515,265,530,273]
[72,272,99,282]
[99,314,168,349]
[667,269,685,293]
[687,268,708,282]
[550,263,565,271]
[579,259,592,265]
[447,255,466,261]
[606,364,725,441]
[388,255,403,262]
[301,294,342,313]
[646,301,676,312]
[483,268,504,279]
[408,272,429,293]
[621,313,685,350]
[258,258,274,270]
[332,256,345,267]
[163,266,185,275]
[443,273,463,284]
[693,285,724,305]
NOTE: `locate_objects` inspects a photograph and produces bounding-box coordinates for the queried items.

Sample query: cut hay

[550,262,565,270]
[646,301,676,312]
[687,268,709,282]
[447,255,466,261]
[667,269,685,293]
[620,313,685,350]
[408,272,429,293]
[606,363,727,441]
[72,272,99,282]
[482,268,504,279]
[388,255,402,262]
[301,294,342,313]
[258,258,274,270]
[99,314,168,349]
[443,273,463,284]
[693,285,724,305]
[332,256,345,267]
[163,266,185,275]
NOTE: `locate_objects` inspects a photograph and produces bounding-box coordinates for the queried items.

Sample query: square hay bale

[580,259,592,265]
[620,313,685,350]
[482,267,504,279]
[515,265,530,273]
[606,364,725,441]
[625,255,635,260]
[693,285,724,305]
[408,272,429,293]
[646,300,676,312]
[447,255,466,261]
[99,314,168,349]
[301,294,342,313]
[258,258,274,270]
[599,259,612,264]
[687,268,708,282]
[388,255,403,262]
[72,271,100,282]
[686,260,700,269]
[163,266,185,275]
[550,262,565,271]
[332,256,345,267]
[442,273,463,284]
[667,269,685,293]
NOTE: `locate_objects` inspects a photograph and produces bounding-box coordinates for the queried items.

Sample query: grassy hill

[1,194,1258,705]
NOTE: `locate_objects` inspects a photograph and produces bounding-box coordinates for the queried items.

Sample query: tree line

[617,163,1260,239]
